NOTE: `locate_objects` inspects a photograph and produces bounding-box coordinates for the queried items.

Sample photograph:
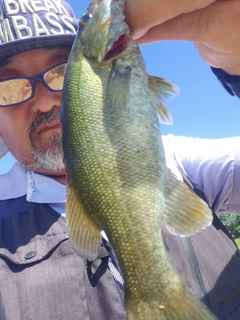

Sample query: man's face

[0,48,70,176]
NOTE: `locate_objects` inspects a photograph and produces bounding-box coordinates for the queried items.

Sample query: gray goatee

[28,111,65,171]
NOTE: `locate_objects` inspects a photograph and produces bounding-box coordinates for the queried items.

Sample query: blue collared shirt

[0,162,66,215]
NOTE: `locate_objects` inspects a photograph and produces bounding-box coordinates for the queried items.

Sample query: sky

[1,0,240,174]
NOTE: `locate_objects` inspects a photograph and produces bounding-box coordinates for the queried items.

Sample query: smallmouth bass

[61,0,215,319]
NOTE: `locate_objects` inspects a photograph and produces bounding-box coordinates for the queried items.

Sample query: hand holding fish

[125,0,240,75]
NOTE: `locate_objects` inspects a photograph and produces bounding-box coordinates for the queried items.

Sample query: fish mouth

[104,34,127,60]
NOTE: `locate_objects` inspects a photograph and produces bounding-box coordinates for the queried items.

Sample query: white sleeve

[162,134,240,214]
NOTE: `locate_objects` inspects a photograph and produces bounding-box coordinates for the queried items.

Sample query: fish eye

[80,12,92,24]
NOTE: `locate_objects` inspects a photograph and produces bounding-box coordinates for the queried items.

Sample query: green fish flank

[61,0,216,319]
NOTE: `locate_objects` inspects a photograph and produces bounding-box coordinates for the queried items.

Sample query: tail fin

[126,277,216,320]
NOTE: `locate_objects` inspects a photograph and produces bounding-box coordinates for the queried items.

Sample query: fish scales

[61,0,216,319]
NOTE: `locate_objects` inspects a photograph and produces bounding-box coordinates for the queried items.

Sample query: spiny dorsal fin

[66,184,102,261]
[148,75,179,125]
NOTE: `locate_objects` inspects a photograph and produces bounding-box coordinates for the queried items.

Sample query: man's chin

[29,133,65,172]
[28,147,65,172]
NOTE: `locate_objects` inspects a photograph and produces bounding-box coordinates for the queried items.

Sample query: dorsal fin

[148,75,179,125]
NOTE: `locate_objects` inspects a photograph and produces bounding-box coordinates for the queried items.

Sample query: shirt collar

[0,162,66,204]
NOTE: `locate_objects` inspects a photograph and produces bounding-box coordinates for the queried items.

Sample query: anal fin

[66,184,102,261]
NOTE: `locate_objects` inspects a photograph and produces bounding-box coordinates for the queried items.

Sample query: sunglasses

[0,62,67,107]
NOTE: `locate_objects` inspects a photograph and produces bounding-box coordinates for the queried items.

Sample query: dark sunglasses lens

[0,79,32,106]
[44,63,66,90]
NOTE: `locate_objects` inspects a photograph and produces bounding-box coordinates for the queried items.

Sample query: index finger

[124,0,217,39]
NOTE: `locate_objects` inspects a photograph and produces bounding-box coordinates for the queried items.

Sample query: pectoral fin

[163,169,213,236]
[66,184,102,261]
[148,75,179,125]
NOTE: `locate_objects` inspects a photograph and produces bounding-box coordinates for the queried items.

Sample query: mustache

[29,111,61,138]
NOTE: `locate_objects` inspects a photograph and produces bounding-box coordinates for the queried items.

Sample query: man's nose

[31,80,62,114]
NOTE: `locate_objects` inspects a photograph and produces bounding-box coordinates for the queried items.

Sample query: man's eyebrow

[0,58,11,68]
[0,48,70,67]
[0,59,12,78]
[0,49,70,78]
[49,49,70,61]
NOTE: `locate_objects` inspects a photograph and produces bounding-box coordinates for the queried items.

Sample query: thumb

[136,0,238,44]
[124,0,216,40]
[135,8,213,44]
